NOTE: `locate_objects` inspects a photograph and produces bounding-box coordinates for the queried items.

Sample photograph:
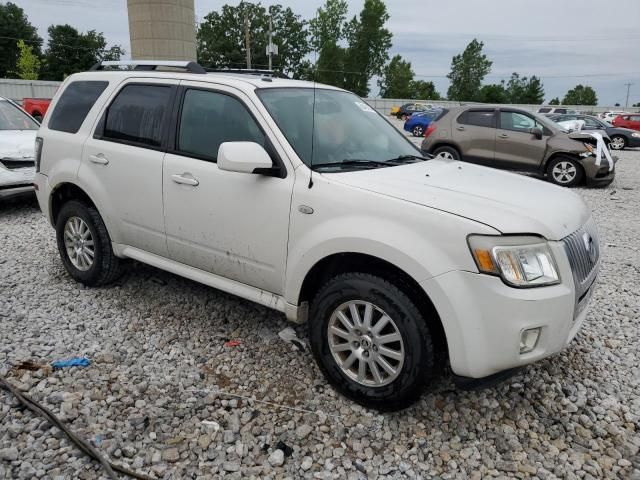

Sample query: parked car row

[30,61,602,410]
[547,113,640,150]
[391,102,434,120]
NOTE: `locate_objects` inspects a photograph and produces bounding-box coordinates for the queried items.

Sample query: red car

[21,98,51,123]
[612,113,640,131]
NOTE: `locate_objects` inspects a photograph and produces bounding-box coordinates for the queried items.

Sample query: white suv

[34,61,600,410]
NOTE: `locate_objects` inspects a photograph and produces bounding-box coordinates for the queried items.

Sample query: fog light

[520,328,541,354]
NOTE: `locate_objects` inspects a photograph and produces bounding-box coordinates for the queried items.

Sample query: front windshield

[257,88,420,170]
[0,100,39,131]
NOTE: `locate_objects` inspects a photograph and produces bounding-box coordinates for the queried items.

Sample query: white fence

[0,79,62,102]
[364,98,639,116]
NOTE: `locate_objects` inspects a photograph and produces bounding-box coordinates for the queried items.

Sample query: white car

[34,61,600,410]
[0,97,39,198]
[556,119,585,132]
[600,111,630,123]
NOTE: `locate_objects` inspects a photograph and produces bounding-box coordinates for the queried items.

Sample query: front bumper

[0,166,35,199]
[582,154,617,187]
[421,241,593,379]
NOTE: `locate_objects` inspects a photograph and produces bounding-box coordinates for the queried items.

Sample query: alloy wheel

[436,151,454,160]
[64,216,95,271]
[413,125,424,137]
[327,300,405,387]
[610,137,625,150]
[552,161,577,184]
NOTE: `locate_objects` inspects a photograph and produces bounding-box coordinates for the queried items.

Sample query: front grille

[1,159,35,170]
[562,217,600,304]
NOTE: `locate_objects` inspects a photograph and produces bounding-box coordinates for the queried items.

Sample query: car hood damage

[329,159,590,241]
[0,130,37,160]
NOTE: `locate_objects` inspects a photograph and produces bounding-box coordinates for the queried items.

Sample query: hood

[0,130,37,160]
[328,160,590,241]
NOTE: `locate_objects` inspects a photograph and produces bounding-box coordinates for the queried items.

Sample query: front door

[494,110,548,171]
[80,79,178,257]
[162,83,294,295]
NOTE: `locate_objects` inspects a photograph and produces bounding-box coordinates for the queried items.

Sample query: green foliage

[0,2,42,77]
[447,39,492,101]
[14,40,40,80]
[315,40,345,87]
[563,84,598,106]
[197,2,311,78]
[410,80,441,101]
[477,83,507,103]
[504,73,545,104]
[309,0,348,52]
[41,25,123,80]
[548,97,560,105]
[378,55,413,98]
[342,0,392,96]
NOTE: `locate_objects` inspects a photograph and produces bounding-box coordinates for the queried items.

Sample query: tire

[609,135,626,150]
[33,113,43,123]
[546,156,584,187]
[432,145,460,160]
[55,200,122,286]
[400,114,408,121]
[309,273,436,411]
[412,125,424,137]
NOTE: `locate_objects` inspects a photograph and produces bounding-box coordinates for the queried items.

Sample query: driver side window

[500,111,539,132]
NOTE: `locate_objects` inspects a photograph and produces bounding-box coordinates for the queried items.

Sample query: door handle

[171,173,199,186]
[89,154,109,165]
[498,133,509,138]
[456,126,465,131]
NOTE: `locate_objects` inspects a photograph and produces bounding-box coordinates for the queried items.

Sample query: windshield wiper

[311,159,392,171]
[385,154,431,164]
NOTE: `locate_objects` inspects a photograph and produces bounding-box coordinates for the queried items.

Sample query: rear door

[80,79,178,257]
[453,108,497,165]
[494,109,547,171]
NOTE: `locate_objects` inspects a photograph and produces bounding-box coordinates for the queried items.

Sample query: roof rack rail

[205,68,289,79]
[89,60,207,74]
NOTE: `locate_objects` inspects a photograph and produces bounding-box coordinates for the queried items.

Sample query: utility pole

[268,16,273,71]
[624,83,633,108]
[244,11,251,69]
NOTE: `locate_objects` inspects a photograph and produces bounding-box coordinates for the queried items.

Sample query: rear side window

[554,108,567,114]
[177,89,265,160]
[631,115,640,122]
[102,84,173,148]
[538,107,551,113]
[459,110,495,128]
[48,81,108,133]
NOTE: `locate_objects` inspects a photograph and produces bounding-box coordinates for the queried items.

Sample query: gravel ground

[1,150,640,480]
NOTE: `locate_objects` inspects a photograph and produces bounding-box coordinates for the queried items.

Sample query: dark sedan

[549,113,640,150]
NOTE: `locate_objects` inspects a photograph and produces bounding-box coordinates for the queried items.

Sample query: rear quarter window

[48,81,109,134]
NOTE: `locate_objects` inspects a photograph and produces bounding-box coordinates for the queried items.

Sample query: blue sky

[18,0,640,106]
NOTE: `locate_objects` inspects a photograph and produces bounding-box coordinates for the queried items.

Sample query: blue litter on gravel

[51,357,90,369]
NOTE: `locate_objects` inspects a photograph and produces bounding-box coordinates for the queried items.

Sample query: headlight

[632,132,640,138]
[468,235,560,287]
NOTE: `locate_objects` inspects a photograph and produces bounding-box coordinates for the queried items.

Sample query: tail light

[35,137,43,172]
[424,123,437,138]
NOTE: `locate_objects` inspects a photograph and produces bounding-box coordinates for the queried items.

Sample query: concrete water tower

[127,0,197,61]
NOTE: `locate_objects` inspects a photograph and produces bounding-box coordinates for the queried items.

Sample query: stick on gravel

[0,375,154,480]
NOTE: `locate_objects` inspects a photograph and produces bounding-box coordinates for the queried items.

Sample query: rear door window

[176,89,265,161]
[458,110,495,128]
[538,108,551,113]
[48,81,108,133]
[102,84,173,148]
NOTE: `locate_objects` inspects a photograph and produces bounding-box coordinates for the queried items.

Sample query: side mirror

[217,142,277,175]
[531,127,543,140]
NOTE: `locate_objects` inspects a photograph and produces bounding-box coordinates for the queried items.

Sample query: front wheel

[546,156,584,187]
[609,135,626,150]
[412,125,424,137]
[309,273,436,411]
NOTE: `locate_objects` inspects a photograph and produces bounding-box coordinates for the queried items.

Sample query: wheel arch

[297,252,449,361]
[50,182,98,227]
[429,141,462,157]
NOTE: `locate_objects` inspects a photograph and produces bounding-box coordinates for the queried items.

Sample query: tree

[504,72,545,104]
[197,3,311,78]
[562,84,598,105]
[447,39,492,101]
[102,45,125,62]
[41,25,123,80]
[378,55,413,98]
[410,80,441,101]
[614,103,621,107]
[309,0,348,52]
[549,97,560,105]
[13,40,40,80]
[342,0,392,96]
[315,40,345,87]
[477,83,507,103]
[0,2,42,77]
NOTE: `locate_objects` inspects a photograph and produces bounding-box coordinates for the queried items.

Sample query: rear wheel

[610,135,626,150]
[432,146,460,160]
[401,114,408,121]
[412,125,425,137]
[55,200,122,286]
[33,113,43,123]
[309,273,436,411]
[546,156,584,187]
